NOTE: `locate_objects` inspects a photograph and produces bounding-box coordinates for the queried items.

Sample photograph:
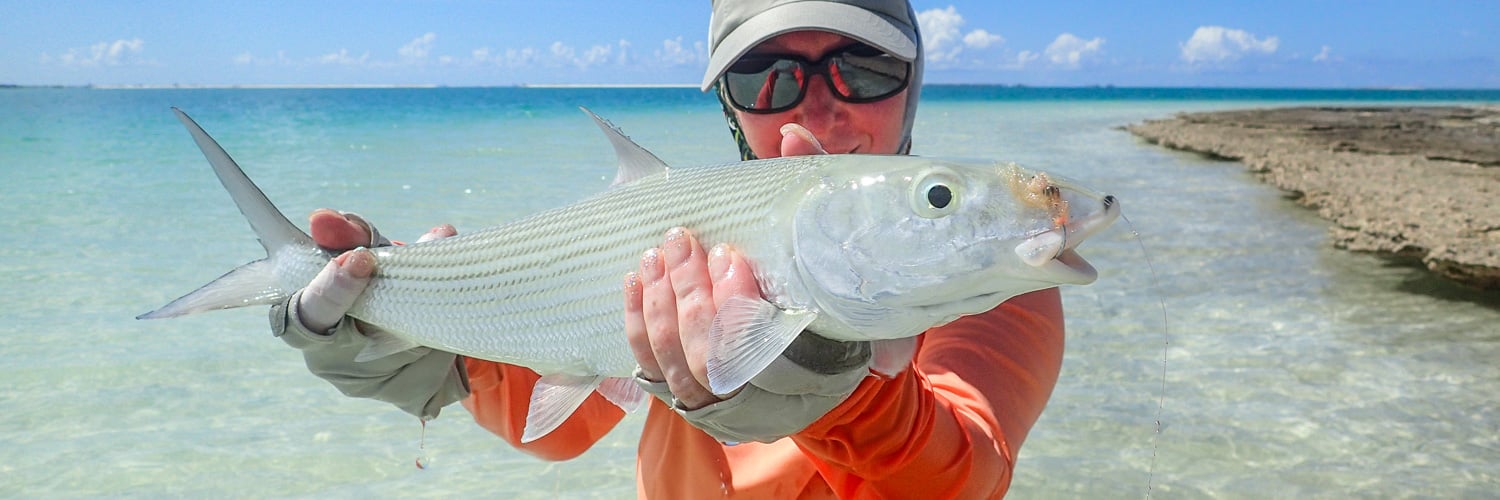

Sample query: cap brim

[700,2,918,91]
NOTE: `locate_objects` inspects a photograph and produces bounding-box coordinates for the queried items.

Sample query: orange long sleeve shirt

[461,288,1065,499]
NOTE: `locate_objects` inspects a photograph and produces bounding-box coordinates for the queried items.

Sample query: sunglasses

[721,43,911,114]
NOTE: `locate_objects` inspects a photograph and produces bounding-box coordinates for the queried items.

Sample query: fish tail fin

[136,109,317,320]
[135,260,284,319]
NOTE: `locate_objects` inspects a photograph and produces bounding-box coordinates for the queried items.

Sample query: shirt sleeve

[460,358,626,461]
[791,288,1066,499]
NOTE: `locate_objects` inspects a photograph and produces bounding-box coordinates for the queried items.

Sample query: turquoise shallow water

[2,86,1498,497]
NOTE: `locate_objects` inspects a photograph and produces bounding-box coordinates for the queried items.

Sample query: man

[277,1,1063,497]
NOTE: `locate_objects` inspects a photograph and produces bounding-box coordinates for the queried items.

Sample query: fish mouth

[1014,194,1120,285]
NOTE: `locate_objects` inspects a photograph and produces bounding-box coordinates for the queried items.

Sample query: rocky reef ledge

[1126,106,1500,290]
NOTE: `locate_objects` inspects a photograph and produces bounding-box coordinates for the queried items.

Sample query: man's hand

[296,208,456,333]
[623,123,830,410]
[624,228,760,410]
[273,209,469,421]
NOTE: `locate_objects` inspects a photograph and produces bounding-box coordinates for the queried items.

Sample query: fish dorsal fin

[522,374,605,443]
[704,295,818,396]
[580,106,669,187]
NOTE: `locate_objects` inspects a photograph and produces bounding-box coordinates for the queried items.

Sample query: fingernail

[663,227,690,267]
[334,248,374,279]
[640,248,664,282]
[623,272,643,301]
[708,244,731,281]
[309,208,338,223]
[779,123,826,152]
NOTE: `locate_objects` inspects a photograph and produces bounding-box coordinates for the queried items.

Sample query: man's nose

[794,76,841,126]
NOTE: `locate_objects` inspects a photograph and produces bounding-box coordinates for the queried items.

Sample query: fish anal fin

[704,295,817,396]
[522,374,604,443]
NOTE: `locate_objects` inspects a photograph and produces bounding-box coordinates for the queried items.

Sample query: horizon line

[5,83,1498,92]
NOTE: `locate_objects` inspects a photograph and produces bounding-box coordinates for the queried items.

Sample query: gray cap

[702,0,921,91]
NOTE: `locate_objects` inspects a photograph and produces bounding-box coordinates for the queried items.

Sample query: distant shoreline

[0,82,700,90]
[15,83,445,90]
[5,83,1500,92]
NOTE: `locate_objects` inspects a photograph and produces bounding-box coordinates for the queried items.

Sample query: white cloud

[225,34,688,77]
[615,39,632,66]
[1016,50,1040,67]
[917,6,965,63]
[1179,26,1278,64]
[399,33,437,61]
[505,47,538,67]
[549,41,576,64]
[466,39,631,70]
[579,44,614,67]
[233,50,294,67]
[655,36,705,66]
[1313,45,1336,63]
[917,6,1006,66]
[44,38,149,67]
[540,41,629,69]
[963,29,1004,50]
[1044,33,1105,68]
[317,48,370,66]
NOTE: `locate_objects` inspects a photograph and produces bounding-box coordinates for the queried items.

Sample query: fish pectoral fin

[580,106,670,187]
[597,376,648,414]
[354,328,424,362]
[522,374,605,443]
[870,337,919,377]
[136,259,284,319]
[704,295,818,396]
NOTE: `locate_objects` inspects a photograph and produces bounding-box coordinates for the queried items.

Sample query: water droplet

[414,417,431,470]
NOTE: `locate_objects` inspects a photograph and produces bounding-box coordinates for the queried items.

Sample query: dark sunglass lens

[833,53,909,100]
[725,58,805,112]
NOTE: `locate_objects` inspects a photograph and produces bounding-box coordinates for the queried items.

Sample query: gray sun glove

[271,212,469,421]
[636,332,871,444]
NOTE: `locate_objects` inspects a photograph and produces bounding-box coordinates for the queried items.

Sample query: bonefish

[140,108,1120,442]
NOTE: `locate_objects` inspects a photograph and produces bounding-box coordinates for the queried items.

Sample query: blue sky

[4,1,1497,88]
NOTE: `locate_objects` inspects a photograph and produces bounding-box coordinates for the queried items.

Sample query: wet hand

[624,227,760,410]
[296,209,456,333]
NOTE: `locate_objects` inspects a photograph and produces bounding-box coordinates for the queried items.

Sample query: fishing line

[1119,213,1168,498]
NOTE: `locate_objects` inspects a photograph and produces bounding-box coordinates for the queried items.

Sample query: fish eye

[911,170,961,218]
[927,184,952,209]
